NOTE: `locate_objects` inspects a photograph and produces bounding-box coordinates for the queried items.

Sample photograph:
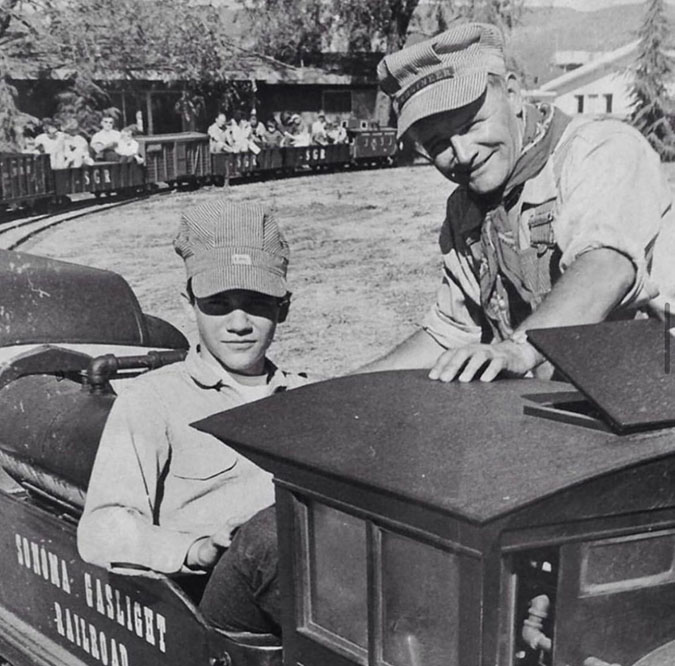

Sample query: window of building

[575,95,584,114]
[605,94,613,114]
[322,90,352,114]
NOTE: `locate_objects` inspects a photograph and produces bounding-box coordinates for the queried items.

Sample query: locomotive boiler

[0,247,674,666]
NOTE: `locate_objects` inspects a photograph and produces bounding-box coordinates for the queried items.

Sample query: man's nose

[449,135,477,166]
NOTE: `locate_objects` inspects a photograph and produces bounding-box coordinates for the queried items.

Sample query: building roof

[195,371,675,525]
[539,40,639,94]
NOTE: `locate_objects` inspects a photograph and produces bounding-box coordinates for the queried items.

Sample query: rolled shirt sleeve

[554,120,670,309]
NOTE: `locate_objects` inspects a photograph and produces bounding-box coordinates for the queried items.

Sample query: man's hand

[185,536,223,570]
[428,339,540,383]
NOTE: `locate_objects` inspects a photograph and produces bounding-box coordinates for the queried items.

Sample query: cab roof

[196,371,675,524]
[0,249,186,349]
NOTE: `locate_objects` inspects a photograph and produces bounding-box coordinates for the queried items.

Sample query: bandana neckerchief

[475,103,572,338]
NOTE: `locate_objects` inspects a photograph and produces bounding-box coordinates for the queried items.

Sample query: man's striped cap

[378,23,506,139]
[174,200,289,298]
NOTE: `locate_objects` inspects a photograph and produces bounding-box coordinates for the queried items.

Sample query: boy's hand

[185,536,223,570]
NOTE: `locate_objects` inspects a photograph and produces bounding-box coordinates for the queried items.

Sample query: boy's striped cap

[378,23,506,139]
[174,200,289,298]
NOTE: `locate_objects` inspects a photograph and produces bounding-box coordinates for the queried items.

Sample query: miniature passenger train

[0,247,674,666]
[0,128,398,211]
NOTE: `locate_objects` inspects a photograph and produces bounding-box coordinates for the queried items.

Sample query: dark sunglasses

[195,293,286,318]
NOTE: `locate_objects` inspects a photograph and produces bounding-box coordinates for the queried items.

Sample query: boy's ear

[278,293,291,324]
[181,290,196,323]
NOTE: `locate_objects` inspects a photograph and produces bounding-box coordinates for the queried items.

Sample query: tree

[240,0,524,66]
[629,0,675,159]
[31,0,248,134]
[0,0,45,150]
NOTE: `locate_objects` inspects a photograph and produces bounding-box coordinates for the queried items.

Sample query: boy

[78,200,309,634]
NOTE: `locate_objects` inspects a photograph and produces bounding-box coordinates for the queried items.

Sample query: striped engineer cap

[174,200,289,298]
[378,23,506,139]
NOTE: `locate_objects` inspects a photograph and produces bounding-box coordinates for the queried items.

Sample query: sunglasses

[195,292,284,318]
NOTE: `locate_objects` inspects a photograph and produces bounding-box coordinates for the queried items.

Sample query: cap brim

[396,71,488,139]
[192,267,287,299]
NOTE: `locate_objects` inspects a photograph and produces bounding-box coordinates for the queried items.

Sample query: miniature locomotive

[0,248,674,666]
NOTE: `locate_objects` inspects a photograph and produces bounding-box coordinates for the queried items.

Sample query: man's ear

[181,291,197,323]
[278,293,291,324]
[505,72,524,118]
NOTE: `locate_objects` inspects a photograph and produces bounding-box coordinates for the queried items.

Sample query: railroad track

[0,192,164,251]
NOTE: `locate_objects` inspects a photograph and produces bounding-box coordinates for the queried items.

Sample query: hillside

[511,3,675,85]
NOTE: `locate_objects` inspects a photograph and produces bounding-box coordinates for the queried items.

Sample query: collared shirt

[424,117,675,349]
[77,348,311,574]
[208,123,229,153]
[90,128,121,152]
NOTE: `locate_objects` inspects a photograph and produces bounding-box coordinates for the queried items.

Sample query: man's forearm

[355,328,447,373]
[516,248,636,335]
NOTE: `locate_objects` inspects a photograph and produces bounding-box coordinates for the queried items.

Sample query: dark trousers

[199,505,281,636]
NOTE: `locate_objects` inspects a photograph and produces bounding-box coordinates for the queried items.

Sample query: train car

[349,128,398,167]
[211,148,284,182]
[0,249,281,666]
[283,144,351,172]
[52,162,146,198]
[0,153,54,210]
[197,320,675,666]
[136,133,211,186]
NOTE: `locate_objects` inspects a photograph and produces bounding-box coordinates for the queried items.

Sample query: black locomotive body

[0,248,674,666]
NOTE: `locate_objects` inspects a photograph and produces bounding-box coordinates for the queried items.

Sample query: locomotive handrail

[0,344,92,390]
[85,348,188,392]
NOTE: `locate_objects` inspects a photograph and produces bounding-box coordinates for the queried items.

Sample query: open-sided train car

[2,248,671,666]
[0,153,54,211]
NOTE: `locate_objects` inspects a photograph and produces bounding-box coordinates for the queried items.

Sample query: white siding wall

[553,70,634,118]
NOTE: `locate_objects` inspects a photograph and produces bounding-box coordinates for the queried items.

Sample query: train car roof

[196,372,675,524]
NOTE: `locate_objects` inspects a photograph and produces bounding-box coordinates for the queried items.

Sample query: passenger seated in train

[208,112,229,154]
[54,119,94,168]
[310,111,328,145]
[77,200,311,636]
[248,112,266,152]
[34,118,64,167]
[262,118,284,148]
[114,125,144,164]
[284,114,311,148]
[90,115,121,162]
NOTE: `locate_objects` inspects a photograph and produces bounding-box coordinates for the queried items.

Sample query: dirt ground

[27,165,452,377]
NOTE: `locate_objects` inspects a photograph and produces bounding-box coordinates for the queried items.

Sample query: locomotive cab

[197,319,675,666]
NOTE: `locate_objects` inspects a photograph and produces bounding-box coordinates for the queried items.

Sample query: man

[311,111,328,145]
[55,119,94,168]
[78,200,310,635]
[362,22,674,382]
[208,112,229,153]
[115,125,144,164]
[90,115,121,161]
[34,119,63,167]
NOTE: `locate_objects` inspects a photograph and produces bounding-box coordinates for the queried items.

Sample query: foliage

[53,72,120,139]
[240,0,525,65]
[0,0,45,150]
[46,0,233,86]
[629,0,675,159]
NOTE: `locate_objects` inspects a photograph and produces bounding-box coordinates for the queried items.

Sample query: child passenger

[77,200,310,635]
